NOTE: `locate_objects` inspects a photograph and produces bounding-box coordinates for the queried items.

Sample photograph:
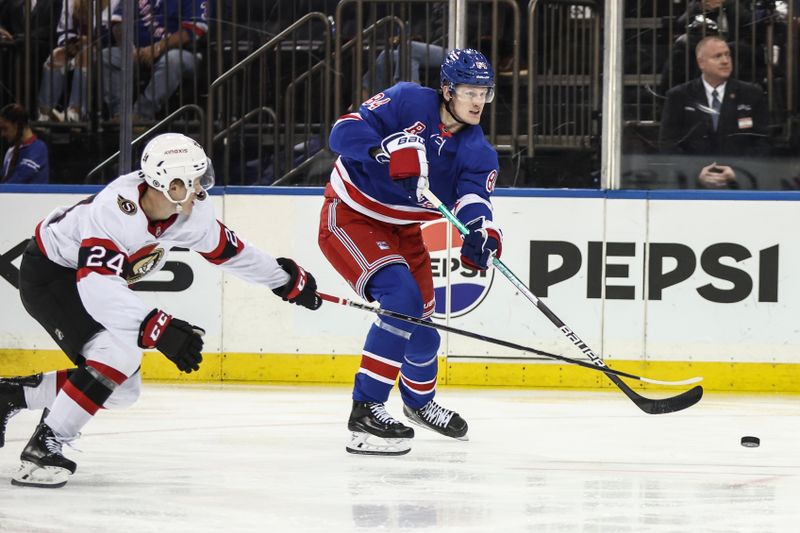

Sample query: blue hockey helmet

[440,48,495,92]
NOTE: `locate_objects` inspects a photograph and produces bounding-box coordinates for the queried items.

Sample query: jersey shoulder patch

[404,121,426,135]
[117,194,138,216]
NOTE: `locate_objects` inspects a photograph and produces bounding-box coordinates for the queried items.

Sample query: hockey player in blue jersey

[318,49,503,455]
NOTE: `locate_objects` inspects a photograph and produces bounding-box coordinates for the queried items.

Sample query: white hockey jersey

[35,171,290,348]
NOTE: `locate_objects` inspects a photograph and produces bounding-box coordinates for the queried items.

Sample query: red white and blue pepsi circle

[422,219,494,318]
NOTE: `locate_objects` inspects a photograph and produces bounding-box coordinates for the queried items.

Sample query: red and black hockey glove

[374,132,430,202]
[273,257,323,310]
[460,218,503,271]
[138,309,204,373]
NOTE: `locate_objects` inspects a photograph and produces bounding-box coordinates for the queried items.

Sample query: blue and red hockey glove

[460,218,503,271]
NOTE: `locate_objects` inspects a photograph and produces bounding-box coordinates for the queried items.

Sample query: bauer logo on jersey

[422,219,493,318]
[117,195,138,216]
[126,246,165,284]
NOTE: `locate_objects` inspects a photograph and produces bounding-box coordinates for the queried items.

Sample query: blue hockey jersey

[329,82,500,227]
[2,135,49,184]
[111,0,209,46]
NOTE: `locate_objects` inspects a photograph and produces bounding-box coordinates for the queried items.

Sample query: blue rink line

[2,183,800,201]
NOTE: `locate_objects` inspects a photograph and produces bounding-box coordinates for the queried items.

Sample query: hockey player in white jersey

[0,133,322,488]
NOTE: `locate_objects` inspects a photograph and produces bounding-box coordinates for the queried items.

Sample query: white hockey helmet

[140,133,215,204]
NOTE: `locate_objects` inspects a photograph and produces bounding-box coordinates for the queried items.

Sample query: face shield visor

[195,158,215,200]
[451,84,495,104]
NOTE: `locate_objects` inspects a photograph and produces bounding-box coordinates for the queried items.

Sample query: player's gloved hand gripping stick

[420,188,704,415]
[273,257,323,310]
[460,218,502,270]
[374,132,430,203]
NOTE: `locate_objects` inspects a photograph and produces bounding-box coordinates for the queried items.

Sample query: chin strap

[443,95,470,127]
[160,188,190,213]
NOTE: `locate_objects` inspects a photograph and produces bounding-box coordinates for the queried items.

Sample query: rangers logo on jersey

[485,170,497,193]
[117,195,138,215]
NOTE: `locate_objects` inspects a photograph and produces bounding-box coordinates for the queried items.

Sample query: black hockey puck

[741,436,760,448]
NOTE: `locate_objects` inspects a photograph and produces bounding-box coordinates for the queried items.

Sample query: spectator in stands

[360,5,448,98]
[659,0,756,95]
[0,0,59,108]
[0,104,49,184]
[496,0,528,77]
[659,36,769,188]
[0,0,58,45]
[362,41,448,97]
[102,0,208,121]
[38,0,118,122]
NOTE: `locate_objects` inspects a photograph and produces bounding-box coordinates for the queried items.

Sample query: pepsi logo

[422,219,494,318]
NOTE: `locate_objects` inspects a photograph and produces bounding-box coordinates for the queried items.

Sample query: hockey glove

[273,257,323,310]
[460,218,503,271]
[375,132,430,202]
[138,309,204,373]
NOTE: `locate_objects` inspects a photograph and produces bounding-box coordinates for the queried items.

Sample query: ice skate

[11,421,77,489]
[0,374,41,448]
[346,401,414,456]
[404,400,469,441]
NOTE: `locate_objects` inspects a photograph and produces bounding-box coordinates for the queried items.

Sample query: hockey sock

[399,323,440,409]
[354,265,422,403]
[22,369,75,410]
[45,361,126,438]
[354,318,409,403]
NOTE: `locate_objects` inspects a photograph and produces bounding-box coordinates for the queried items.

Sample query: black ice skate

[346,401,414,456]
[0,374,41,448]
[11,421,77,489]
[403,400,469,441]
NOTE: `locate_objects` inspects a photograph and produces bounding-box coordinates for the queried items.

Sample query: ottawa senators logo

[117,195,138,216]
[126,247,165,284]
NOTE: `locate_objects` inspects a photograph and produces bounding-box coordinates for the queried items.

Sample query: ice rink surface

[0,384,797,533]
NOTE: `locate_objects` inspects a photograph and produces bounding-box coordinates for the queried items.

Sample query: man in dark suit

[659,36,769,188]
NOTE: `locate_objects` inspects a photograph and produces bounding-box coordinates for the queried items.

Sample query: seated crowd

[1,0,798,188]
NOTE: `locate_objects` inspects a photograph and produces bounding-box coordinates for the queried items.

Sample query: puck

[741,436,760,448]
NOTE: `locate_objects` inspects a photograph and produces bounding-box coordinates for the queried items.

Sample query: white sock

[44,392,92,439]
[22,371,58,410]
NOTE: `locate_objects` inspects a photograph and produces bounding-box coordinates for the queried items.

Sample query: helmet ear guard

[141,133,214,205]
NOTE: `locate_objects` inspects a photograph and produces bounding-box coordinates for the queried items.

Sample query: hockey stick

[420,188,703,415]
[318,292,700,387]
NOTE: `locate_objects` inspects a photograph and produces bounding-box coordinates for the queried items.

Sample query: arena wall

[1,186,797,392]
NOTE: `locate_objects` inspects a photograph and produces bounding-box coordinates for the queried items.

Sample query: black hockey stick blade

[615,378,703,415]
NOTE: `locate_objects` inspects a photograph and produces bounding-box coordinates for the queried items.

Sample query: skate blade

[346,431,412,456]
[11,461,70,488]
[406,417,470,441]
